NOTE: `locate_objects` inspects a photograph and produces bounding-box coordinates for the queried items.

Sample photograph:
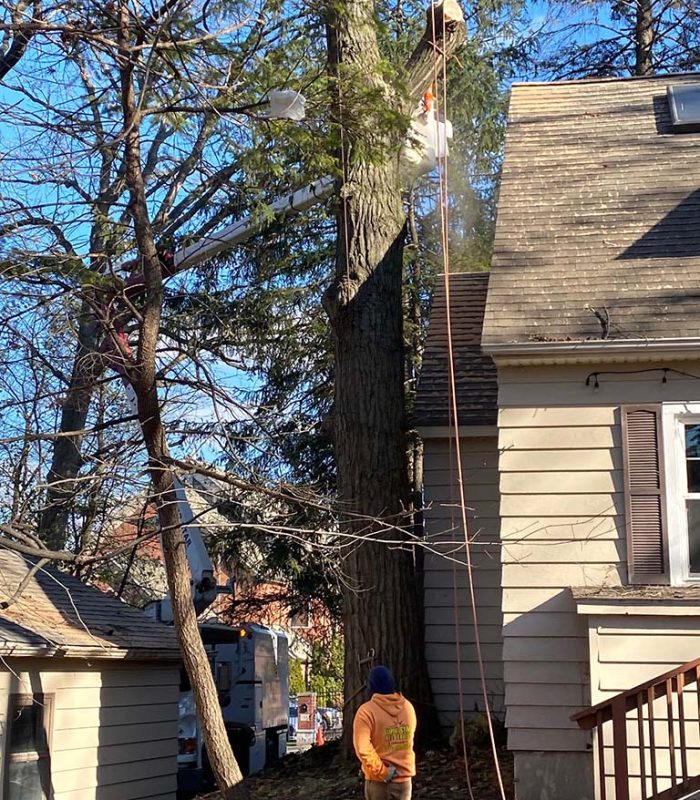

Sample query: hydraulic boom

[101,177,335,615]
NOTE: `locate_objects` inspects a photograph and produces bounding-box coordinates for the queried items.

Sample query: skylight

[667,84,700,133]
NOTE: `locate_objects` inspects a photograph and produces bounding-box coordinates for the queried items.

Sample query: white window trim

[662,402,700,586]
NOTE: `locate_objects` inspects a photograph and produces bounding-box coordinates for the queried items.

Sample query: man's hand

[385,766,398,783]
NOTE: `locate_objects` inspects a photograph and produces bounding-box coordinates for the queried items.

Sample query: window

[660,403,700,584]
[290,607,311,630]
[667,84,700,133]
[595,404,700,586]
[683,424,700,573]
[5,694,52,800]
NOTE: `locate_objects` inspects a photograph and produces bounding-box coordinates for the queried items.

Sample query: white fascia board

[483,338,700,366]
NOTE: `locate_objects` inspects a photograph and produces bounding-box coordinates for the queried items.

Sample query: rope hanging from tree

[430,6,507,796]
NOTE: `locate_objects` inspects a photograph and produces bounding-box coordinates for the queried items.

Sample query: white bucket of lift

[400,108,453,180]
[264,89,306,121]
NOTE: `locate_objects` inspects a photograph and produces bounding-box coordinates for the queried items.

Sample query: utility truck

[171,621,289,793]
[141,478,290,793]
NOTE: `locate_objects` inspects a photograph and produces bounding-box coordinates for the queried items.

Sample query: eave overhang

[483,337,700,367]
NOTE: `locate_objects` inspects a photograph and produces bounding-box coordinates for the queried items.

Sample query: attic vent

[667,84,700,133]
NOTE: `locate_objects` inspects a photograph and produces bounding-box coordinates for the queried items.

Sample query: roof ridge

[511,70,700,90]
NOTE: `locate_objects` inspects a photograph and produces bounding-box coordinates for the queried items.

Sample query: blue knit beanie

[368,665,396,695]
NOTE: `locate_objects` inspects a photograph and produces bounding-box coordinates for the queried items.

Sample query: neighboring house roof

[414,272,497,427]
[483,72,700,347]
[0,551,180,660]
[97,480,335,656]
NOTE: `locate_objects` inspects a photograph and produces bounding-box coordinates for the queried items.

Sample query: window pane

[9,703,42,754]
[688,460,700,493]
[7,759,47,799]
[688,500,700,573]
[686,425,700,458]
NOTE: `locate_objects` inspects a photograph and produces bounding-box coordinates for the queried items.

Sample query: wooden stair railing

[572,657,700,800]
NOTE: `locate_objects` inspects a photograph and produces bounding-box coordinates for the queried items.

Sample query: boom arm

[104,176,335,616]
[110,92,452,614]
[175,177,334,270]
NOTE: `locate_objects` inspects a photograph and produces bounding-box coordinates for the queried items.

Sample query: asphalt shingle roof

[414,272,497,427]
[483,73,700,346]
[0,550,180,659]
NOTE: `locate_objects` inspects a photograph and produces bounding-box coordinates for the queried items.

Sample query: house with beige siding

[0,550,181,800]
[417,73,700,800]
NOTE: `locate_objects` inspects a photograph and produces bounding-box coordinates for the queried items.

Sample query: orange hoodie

[352,692,417,783]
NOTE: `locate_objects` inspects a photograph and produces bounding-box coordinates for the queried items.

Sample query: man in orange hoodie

[352,665,417,799]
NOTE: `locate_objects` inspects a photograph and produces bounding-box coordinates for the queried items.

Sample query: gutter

[482,337,700,366]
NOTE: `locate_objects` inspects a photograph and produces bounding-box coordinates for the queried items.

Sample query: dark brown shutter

[621,405,669,584]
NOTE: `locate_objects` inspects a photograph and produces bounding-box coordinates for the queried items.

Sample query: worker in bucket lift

[352,665,417,800]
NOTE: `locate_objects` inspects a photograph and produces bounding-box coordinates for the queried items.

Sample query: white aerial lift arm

[99,86,450,614]
[101,176,335,616]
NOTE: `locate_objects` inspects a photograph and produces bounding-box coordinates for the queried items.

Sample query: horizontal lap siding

[590,616,700,699]
[3,661,179,800]
[422,436,504,727]
[498,360,700,760]
[498,377,622,756]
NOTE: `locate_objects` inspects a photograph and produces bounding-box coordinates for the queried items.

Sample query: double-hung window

[661,402,700,584]
[681,421,700,573]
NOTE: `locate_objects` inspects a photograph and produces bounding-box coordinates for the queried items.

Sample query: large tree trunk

[328,216,435,738]
[116,5,248,796]
[39,309,103,551]
[635,0,654,75]
[324,0,465,747]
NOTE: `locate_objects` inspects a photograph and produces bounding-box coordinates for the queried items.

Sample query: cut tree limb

[405,0,467,106]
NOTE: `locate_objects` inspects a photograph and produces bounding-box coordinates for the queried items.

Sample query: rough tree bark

[116,5,248,798]
[323,0,465,745]
[38,310,103,551]
[0,0,42,81]
[635,0,654,75]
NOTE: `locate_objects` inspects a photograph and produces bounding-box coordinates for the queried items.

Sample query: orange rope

[427,6,472,796]
[449,430,476,800]
[431,5,506,797]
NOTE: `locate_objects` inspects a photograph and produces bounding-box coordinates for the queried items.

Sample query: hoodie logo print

[384,723,410,752]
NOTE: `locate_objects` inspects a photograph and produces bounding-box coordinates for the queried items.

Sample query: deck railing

[572,657,700,800]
